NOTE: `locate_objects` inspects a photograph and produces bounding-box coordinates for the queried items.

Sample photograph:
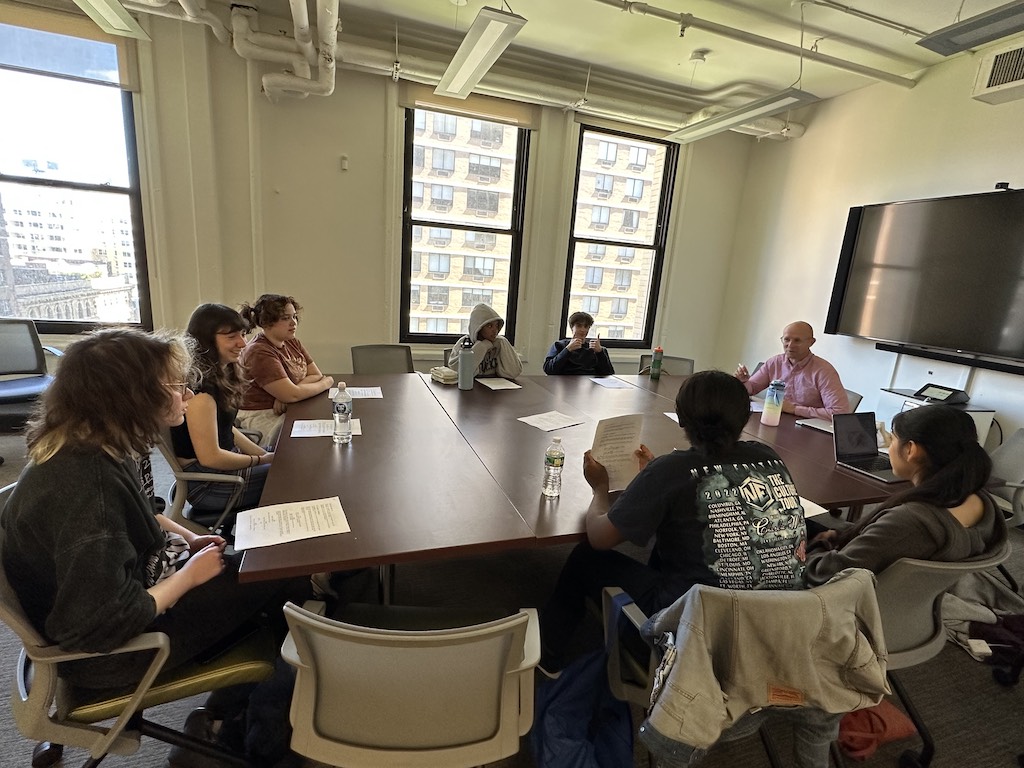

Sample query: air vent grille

[988,46,1024,88]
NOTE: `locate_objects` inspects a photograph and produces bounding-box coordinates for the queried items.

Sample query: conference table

[239,372,905,584]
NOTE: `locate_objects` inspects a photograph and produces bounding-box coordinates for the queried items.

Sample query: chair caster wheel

[898,750,923,768]
[31,741,63,768]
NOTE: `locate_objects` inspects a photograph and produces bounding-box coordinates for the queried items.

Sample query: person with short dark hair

[805,404,1006,585]
[539,370,807,671]
[237,293,334,444]
[170,303,273,517]
[543,310,615,376]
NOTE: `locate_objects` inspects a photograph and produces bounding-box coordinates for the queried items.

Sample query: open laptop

[832,412,901,483]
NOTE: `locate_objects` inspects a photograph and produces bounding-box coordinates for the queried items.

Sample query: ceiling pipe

[231,6,311,96]
[263,0,339,100]
[796,0,929,38]
[123,0,229,44]
[287,0,317,67]
[590,0,918,88]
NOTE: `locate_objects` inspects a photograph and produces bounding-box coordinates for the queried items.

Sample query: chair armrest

[24,630,168,665]
[171,470,244,486]
[42,346,63,358]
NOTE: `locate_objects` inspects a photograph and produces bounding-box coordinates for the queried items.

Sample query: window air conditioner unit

[622,226,637,234]
[434,169,453,177]
[597,158,615,167]
[592,222,608,230]
[617,255,634,263]
[436,132,455,141]
[431,203,452,212]
[472,241,489,250]
[583,282,601,290]
[611,313,626,320]
[428,272,447,279]
[614,284,629,292]
[472,274,486,282]
[972,41,1024,104]
[428,303,446,311]
[624,195,641,203]
[480,139,496,148]
[429,237,449,245]
[627,163,644,171]
[594,189,611,199]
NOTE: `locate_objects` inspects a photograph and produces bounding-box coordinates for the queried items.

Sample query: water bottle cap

[337,382,346,389]
[769,379,785,389]
[462,337,474,348]
[654,346,663,353]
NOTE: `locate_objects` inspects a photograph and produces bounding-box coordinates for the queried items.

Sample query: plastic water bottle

[650,346,664,380]
[457,337,475,391]
[760,379,786,427]
[542,437,565,498]
[333,383,353,444]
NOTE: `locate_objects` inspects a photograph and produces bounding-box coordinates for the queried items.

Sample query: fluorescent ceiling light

[665,88,817,144]
[71,0,150,40]
[434,7,527,99]
[917,0,1024,56]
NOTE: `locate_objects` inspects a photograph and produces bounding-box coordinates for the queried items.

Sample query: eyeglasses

[163,382,189,396]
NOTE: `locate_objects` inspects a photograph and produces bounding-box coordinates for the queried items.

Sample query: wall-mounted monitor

[825,188,1024,364]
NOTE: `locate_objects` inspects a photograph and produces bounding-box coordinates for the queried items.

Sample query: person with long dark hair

[805,405,1006,585]
[0,329,302,690]
[170,303,272,516]
[539,370,807,671]
[237,294,334,444]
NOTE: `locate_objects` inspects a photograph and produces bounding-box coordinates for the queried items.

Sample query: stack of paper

[430,366,459,385]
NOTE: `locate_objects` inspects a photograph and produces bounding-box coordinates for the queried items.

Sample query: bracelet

[250,454,257,468]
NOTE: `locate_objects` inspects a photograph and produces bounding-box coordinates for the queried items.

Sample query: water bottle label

[545,455,564,468]
[334,402,351,416]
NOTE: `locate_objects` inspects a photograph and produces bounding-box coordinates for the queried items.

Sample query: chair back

[989,429,1024,524]
[874,540,1010,669]
[351,344,414,374]
[0,319,46,376]
[155,430,243,535]
[282,602,538,767]
[845,389,863,411]
[637,354,695,376]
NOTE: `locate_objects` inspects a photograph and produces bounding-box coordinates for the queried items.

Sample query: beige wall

[716,49,1024,443]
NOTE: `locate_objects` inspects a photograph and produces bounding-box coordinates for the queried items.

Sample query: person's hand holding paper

[590,414,644,491]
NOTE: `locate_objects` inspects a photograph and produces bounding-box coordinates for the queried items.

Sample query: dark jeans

[539,540,686,669]
[63,554,308,690]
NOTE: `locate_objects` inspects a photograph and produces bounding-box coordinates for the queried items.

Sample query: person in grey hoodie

[805,404,1007,585]
[447,303,523,379]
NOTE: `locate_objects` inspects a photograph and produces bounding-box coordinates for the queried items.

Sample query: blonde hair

[26,328,191,463]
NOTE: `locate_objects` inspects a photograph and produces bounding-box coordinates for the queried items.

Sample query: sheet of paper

[346,387,383,399]
[591,414,644,491]
[750,400,764,413]
[592,377,631,388]
[664,412,679,423]
[234,497,350,551]
[477,378,522,390]
[800,496,828,518]
[517,410,585,432]
[290,419,362,437]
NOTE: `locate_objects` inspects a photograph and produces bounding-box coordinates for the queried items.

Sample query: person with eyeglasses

[0,328,305,691]
[734,320,850,421]
[169,304,274,521]
[237,293,334,444]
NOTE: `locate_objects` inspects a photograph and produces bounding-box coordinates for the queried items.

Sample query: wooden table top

[240,372,906,581]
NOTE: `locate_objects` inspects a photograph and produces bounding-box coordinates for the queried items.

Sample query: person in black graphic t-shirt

[539,370,807,672]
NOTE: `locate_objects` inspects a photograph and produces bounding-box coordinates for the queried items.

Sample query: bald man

[735,321,850,421]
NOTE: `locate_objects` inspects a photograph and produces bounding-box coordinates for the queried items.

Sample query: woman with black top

[170,303,273,515]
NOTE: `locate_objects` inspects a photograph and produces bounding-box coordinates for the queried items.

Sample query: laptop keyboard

[849,456,892,471]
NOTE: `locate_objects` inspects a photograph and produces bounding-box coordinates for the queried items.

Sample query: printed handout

[591,377,632,389]
[234,496,350,550]
[290,419,363,437]
[329,387,383,399]
[517,410,585,432]
[477,378,523,390]
[591,414,644,491]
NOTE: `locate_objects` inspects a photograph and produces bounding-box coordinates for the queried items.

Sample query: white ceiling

[327,0,1012,108]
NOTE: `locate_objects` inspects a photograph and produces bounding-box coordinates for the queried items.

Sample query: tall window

[0,23,151,331]
[401,108,529,343]
[559,127,677,346]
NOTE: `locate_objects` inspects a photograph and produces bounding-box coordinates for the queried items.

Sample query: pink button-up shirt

[743,352,850,420]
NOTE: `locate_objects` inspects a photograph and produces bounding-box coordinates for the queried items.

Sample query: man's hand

[583,450,610,491]
[567,337,584,352]
[735,364,750,382]
[591,336,603,353]
[782,399,796,414]
[635,443,655,472]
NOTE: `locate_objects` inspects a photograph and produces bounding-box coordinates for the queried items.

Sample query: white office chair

[874,541,1010,768]
[0,483,277,768]
[155,431,244,536]
[988,429,1024,527]
[845,389,863,412]
[281,601,540,768]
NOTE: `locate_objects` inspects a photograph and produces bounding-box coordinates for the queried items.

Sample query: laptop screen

[833,412,880,462]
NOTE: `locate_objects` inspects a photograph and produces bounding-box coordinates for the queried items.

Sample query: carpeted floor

[1,428,1022,767]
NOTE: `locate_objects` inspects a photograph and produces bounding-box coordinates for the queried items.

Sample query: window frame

[558,125,678,349]
[400,108,529,345]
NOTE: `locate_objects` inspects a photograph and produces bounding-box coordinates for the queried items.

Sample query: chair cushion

[0,375,51,404]
[63,628,277,723]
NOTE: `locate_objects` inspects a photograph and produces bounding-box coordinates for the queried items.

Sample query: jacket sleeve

[543,341,568,374]
[595,349,615,375]
[494,338,523,378]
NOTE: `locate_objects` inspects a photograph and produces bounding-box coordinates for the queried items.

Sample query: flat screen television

[825,188,1024,364]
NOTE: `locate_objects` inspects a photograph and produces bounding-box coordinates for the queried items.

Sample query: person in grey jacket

[805,404,1007,585]
[447,303,523,379]
[1,329,302,690]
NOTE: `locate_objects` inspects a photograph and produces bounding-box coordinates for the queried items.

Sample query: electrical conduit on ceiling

[589,0,918,88]
[261,0,338,99]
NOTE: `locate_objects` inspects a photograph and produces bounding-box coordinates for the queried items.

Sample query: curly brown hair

[239,294,302,330]
[26,328,191,463]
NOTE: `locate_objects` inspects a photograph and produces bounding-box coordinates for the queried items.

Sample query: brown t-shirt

[239,335,313,410]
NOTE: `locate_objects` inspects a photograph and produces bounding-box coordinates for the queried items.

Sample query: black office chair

[0,319,63,430]
[350,344,414,374]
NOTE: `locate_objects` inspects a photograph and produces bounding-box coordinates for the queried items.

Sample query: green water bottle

[650,346,664,380]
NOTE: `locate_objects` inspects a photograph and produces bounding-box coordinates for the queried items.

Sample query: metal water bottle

[650,346,664,380]
[457,337,475,391]
[760,379,785,427]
